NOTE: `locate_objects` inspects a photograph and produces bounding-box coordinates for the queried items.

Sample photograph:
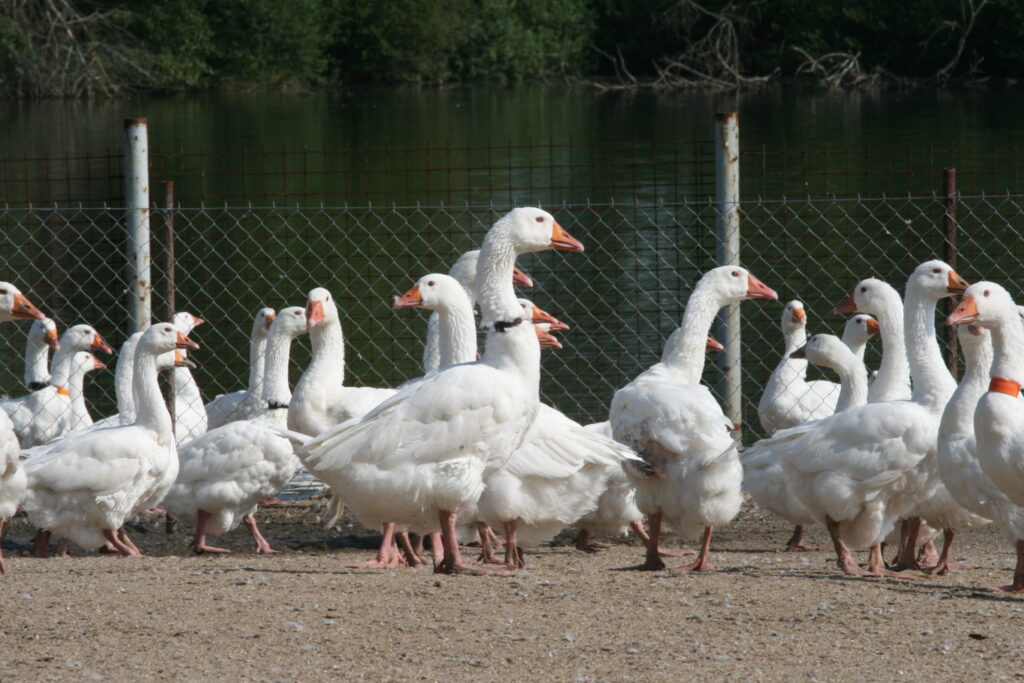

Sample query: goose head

[948,281,1018,330]
[139,322,199,356]
[155,349,197,372]
[0,283,45,322]
[173,311,205,335]
[906,260,968,301]
[781,300,807,334]
[500,207,584,254]
[834,278,900,317]
[72,351,107,375]
[275,305,311,339]
[698,265,778,305]
[305,288,337,331]
[517,298,568,331]
[791,333,857,373]
[62,324,113,354]
[395,274,468,313]
[842,314,880,346]
[29,317,60,351]
[254,308,276,335]
[706,336,724,352]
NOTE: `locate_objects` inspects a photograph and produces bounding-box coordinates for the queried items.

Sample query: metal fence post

[124,117,152,332]
[943,168,958,378]
[715,112,742,437]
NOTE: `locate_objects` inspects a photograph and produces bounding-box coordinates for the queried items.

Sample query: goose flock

[1,208,1023,592]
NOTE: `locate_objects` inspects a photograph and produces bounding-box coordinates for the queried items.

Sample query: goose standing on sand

[21,323,198,556]
[764,263,966,577]
[205,308,275,428]
[162,307,307,554]
[610,265,778,572]
[0,283,46,574]
[948,282,1024,591]
[299,207,584,574]
[22,317,59,391]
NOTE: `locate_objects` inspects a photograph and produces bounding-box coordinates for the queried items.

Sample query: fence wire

[1,194,1022,462]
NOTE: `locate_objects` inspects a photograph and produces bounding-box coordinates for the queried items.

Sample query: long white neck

[904,285,957,409]
[173,365,201,404]
[262,329,296,408]
[423,313,441,372]
[989,316,1024,388]
[306,315,345,387]
[771,324,808,381]
[660,283,722,384]
[248,331,269,397]
[832,357,869,413]
[841,330,868,361]
[435,299,477,366]
[481,323,540,398]
[115,337,138,420]
[132,349,173,442]
[67,363,93,428]
[476,226,521,327]
[48,352,74,390]
[24,336,50,386]
[868,293,910,402]
[941,334,992,440]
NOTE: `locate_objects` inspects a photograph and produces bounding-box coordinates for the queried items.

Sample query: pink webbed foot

[784,525,824,552]
[190,542,231,554]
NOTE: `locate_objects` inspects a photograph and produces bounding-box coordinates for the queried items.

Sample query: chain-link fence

[2,191,1022,453]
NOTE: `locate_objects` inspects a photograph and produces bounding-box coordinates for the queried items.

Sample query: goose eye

[860,286,867,293]
[427,280,435,287]
[932,268,941,274]
[0,289,7,295]
[731,271,740,277]
[534,216,544,223]
[984,290,991,297]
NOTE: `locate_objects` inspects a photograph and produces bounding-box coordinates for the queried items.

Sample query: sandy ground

[1,499,1023,682]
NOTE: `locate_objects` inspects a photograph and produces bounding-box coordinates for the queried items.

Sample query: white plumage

[171,312,208,445]
[21,317,59,390]
[205,308,275,428]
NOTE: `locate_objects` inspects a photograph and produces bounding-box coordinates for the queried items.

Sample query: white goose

[20,323,197,555]
[22,317,59,391]
[171,312,208,445]
[205,308,275,428]
[0,283,46,574]
[162,306,307,554]
[298,207,584,574]
[758,300,841,434]
[610,265,778,571]
[949,282,1024,591]
[769,262,966,577]
[744,333,870,551]
[2,324,113,447]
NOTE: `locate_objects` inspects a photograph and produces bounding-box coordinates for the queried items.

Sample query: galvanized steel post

[124,117,152,332]
[714,112,742,437]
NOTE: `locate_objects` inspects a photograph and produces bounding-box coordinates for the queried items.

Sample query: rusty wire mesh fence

[2,192,1023,456]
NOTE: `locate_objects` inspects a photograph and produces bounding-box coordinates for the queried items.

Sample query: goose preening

[758,300,841,434]
[205,308,275,429]
[22,317,59,391]
[744,332,870,552]
[0,283,46,574]
[298,207,584,574]
[162,306,308,554]
[20,323,198,556]
[2,324,113,447]
[760,262,965,578]
[611,265,778,572]
[171,312,208,445]
[948,282,1024,591]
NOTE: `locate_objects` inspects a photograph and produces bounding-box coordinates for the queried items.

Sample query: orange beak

[512,267,534,287]
[835,292,858,314]
[11,292,44,320]
[549,222,585,252]
[706,336,724,352]
[790,344,807,359]
[264,313,276,329]
[306,300,325,328]
[393,285,423,309]
[43,327,60,350]
[535,326,563,350]
[92,357,107,371]
[866,318,881,335]
[176,331,200,350]
[530,304,569,331]
[746,274,778,300]
[791,307,806,324]
[946,294,979,326]
[92,333,113,354]
[173,349,197,368]
[191,316,206,327]
[947,269,969,295]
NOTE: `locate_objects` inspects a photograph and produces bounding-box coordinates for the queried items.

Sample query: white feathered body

[976,392,1024,509]
[173,365,208,445]
[289,376,396,437]
[758,362,839,435]
[610,364,741,540]
[300,362,536,535]
[575,421,644,536]
[1,388,72,447]
[0,411,26,520]
[162,412,298,535]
